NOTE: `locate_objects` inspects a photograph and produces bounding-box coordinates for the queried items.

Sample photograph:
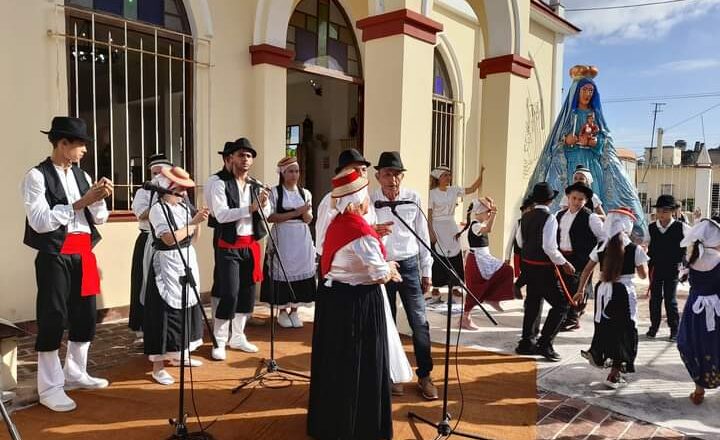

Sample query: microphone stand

[385,203,497,440]
[232,184,309,395]
[1,393,21,440]
[156,196,218,440]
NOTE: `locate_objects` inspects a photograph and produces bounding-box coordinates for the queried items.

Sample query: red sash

[218,235,263,283]
[321,212,386,278]
[60,233,101,297]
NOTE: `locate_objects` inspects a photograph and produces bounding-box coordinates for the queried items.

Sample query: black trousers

[520,265,568,348]
[213,247,256,319]
[129,231,149,332]
[649,266,680,332]
[561,253,590,325]
[35,252,96,352]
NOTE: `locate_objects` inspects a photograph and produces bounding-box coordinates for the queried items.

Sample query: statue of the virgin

[526,65,647,239]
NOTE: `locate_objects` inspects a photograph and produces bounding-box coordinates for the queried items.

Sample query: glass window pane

[95,0,124,16]
[329,23,338,40]
[287,26,296,43]
[306,16,318,33]
[290,11,305,28]
[295,0,317,16]
[138,0,164,26]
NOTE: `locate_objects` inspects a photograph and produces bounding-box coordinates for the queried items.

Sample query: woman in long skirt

[260,156,316,328]
[456,197,515,330]
[308,168,401,440]
[676,219,720,404]
[575,208,648,389]
[427,166,483,303]
[144,166,209,385]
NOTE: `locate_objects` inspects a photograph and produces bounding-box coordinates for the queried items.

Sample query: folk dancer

[23,117,112,411]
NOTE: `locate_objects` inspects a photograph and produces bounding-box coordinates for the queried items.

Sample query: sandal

[689,390,705,405]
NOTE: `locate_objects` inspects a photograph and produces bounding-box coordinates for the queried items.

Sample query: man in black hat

[206,138,270,360]
[556,182,604,331]
[646,194,690,341]
[514,182,575,361]
[128,153,173,339]
[370,151,437,400]
[315,148,392,257]
[23,116,113,411]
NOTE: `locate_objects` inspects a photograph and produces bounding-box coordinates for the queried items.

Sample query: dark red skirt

[464,255,515,312]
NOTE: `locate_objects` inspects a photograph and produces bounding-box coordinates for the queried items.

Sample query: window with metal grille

[64,0,194,213]
[431,49,455,171]
[638,192,648,212]
[712,183,720,215]
[660,184,674,196]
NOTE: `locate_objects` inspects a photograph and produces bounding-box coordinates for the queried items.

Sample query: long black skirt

[129,231,149,332]
[260,256,317,307]
[307,282,393,440]
[586,282,638,373]
[432,253,465,288]
[143,265,203,357]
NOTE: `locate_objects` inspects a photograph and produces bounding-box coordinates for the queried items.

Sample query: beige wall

[1,0,567,322]
[638,165,719,213]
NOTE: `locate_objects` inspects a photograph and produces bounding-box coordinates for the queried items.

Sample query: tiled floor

[9,311,693,439]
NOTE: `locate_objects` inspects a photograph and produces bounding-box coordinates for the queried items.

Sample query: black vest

[275,185,307,221]
[207,168,267,243]
[648,221,685,268]
[520,208,551,262]
[597,242,637,276]
[468,221,489,248]
[23,158,101,254]
[556,208,597,263]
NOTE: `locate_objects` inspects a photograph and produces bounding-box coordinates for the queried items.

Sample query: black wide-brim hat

[217,137,257,158]
[41,116,92,143]
[565,182,594,201]
[530,182,558,204]
[147,153,172,168]
[374,151,406,171]
[653,194,680,209]
[335,148,371,174]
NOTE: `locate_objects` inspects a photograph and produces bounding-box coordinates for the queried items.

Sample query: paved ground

[8,287,704,439]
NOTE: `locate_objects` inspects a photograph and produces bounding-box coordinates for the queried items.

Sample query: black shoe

[536,344,561,362]
[515,341,536,355]
[646,329,657,339]
[560,319,580,332]
[669,331,678,342]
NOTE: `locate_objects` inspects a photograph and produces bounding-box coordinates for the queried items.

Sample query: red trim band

[522,258,553,267]
[249,44,295,68]
[356,9,443,45]
[332,169,361,188]
[478,54,535,79]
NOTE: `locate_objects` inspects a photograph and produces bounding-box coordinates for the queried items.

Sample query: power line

[665,101,720,131]
[566,0,695,12]
[604,91,720,103]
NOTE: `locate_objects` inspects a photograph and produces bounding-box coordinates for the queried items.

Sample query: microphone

[374,200,415,209]
[142,181,182,196]
[246,176,272,191]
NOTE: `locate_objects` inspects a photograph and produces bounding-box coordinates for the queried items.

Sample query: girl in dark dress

[676,219,720,404]
[575,208,649,389]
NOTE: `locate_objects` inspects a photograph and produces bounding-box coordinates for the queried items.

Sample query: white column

[695,165,713,218]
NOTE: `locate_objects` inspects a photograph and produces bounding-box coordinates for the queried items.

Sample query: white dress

[267,186,316,281]
[429,186,465,257]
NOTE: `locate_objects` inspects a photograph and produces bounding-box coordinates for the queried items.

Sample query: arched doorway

[431,48,456,171]
[285,0,363,203]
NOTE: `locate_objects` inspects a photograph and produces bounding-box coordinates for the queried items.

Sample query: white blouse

[429,186,465,220]
[326,236,391,285]
[131,188,157,232]
[270,186,312,218]
[23,165,108,235]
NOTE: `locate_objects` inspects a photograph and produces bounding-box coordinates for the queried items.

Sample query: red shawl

[320,212,386,278]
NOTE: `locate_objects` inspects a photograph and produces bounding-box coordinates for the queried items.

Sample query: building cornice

[249,44,295,68]
[356,9,444,45]
[530,0,581,35]
[478,54,534,79]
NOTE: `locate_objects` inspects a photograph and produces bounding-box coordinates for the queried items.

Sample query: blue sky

[563,0,720,155]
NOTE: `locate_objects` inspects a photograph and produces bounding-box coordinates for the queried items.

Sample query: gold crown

[569,65,599,80]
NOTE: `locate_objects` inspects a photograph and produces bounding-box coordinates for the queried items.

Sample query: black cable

[566,0,694,12]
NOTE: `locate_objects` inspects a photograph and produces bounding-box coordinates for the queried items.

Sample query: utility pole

[641,102,665,184]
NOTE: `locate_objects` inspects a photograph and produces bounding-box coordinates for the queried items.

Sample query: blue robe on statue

[525,76,648,240]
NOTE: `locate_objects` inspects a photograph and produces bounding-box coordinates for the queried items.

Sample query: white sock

[232,313,249,338]
[65,341,90,382]
[213,317,230,345]
[37,350,64,399]
[153,360,165,374]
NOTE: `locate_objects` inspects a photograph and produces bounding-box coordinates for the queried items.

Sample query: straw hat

[160,166,195,189]
[331,168,368,199]
[277,156,299,174]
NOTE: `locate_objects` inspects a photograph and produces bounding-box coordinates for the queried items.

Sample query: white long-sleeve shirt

[505,219,521,261]
[515,205,568,266]
[206,175,271,236]
[23,165,108,235]
[325,236,391,285]
[371,188,433,278]
[557,208,604,252]
[131,188,156,232]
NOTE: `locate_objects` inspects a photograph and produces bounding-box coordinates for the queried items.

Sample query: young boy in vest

[556,183,604,331]
[646,195,690,341]
[23,117,113,411]
[515,183,575,361]
[206,139,271,360]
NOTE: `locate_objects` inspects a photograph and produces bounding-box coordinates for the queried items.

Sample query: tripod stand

[386,204,497,440]
[231,184,309,394]
[1,392,21,440]
[155,197,218,440]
